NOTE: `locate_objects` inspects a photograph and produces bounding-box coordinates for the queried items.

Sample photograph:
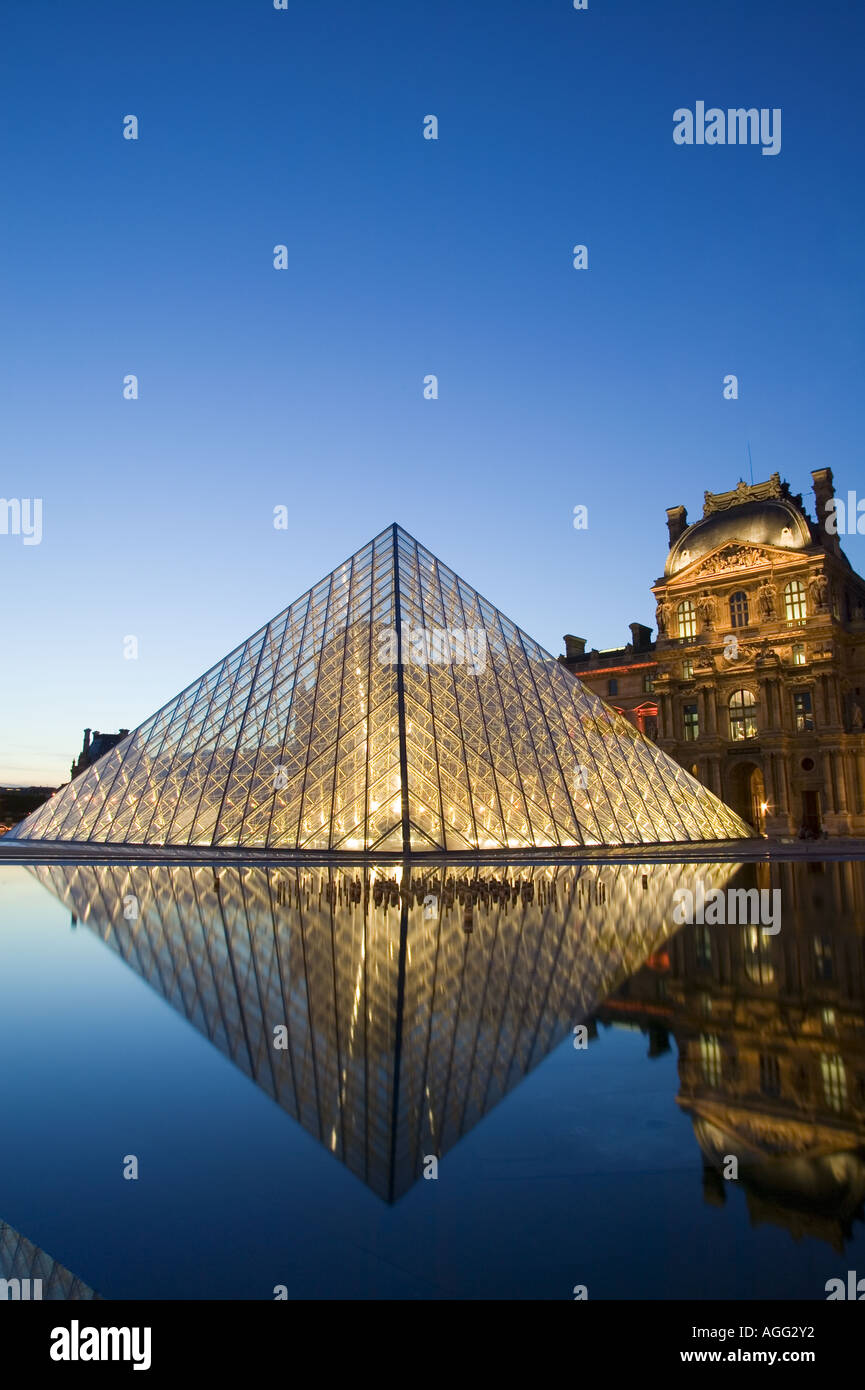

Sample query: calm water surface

[0,858,862,1300]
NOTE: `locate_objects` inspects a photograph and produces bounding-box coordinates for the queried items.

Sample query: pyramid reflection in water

[0,1220,100,1300]
[10,526,749,850]
[32,860,735,1201]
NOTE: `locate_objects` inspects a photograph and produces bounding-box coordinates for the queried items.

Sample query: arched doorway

[728,761,766,834]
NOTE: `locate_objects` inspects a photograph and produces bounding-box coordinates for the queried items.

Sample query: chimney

[812,468,841,555]
[629,622,652,651]
[666,505,688,547]
[82,728,91,754]
[119,728,129,737]
[563,635,587,661]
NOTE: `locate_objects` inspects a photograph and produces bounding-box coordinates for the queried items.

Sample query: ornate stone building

[562,470,865,837]
[595,860,865,1250]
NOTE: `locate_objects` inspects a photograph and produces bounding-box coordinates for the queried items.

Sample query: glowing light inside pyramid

[9,526,750,849]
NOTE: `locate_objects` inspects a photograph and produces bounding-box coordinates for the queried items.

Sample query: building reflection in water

[0,1220,100,1300]
[596,860,865,1251]
[30,861,735,1202]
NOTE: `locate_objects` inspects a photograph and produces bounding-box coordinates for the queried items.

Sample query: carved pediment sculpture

[725,640,761,667]
[692,544,774,577]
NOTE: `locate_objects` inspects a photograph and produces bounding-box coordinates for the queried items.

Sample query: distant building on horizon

[70,726,129,780]
[561,469,865,839]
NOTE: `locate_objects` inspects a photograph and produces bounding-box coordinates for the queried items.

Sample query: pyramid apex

[8,528,750,851]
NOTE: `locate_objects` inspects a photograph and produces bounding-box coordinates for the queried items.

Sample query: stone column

[760,679,773,730]
[825,751,838,814]
[835,751,850,814]
[657,692,669,740]
[706,687,718,736]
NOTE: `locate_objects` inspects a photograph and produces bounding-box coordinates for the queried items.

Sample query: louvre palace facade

[562,470,865,838]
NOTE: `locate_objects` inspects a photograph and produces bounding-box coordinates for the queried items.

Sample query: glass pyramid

[0,1219,101,1300]
[9,524,749,850]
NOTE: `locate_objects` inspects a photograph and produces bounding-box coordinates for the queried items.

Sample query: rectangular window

[682,659,694,680]
[678,603,697,639]
[814,935,834,982]
[642,672,654,693]
[792,643,806,666]
[785,582,807,623]
[794,690,814,731]
[700,1035,722,1088]
[759,1054,781,1097]
[607,678,618,697]
[821,1054,847,1112]
[683,703,699,741]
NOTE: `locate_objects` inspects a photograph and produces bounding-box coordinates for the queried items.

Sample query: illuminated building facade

[562,471,865,837]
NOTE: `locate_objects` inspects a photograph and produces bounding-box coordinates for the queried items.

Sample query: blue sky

[2,0,863,784]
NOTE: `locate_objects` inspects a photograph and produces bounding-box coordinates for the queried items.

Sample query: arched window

[729,689,757,740]
[729,590,749,627]
[677,600,697,639]
[784,579,807,622]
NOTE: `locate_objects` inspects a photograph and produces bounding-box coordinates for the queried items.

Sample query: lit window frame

[784,579,807,623]
[729,688,757,740]
[677,601,697,640]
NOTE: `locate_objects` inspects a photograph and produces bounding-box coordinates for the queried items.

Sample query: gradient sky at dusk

[2,0,863,784]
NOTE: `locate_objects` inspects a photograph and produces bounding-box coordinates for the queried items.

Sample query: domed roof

[666,497,813,577]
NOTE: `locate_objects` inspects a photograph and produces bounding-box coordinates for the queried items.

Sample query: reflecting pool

[0,858,863,1299]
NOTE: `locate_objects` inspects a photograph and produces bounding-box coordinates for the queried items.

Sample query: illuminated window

[794,690,814,732]
[729,590,749,627]
[743,925,774,984]
[729,689,757,740]
[677,601,697,639]
[683,703,699,741]
[821,1054,847,1112]
[792,643,806,666]
[699,1034,722,1087]
[682,659,694,680]
[784,579,807,622]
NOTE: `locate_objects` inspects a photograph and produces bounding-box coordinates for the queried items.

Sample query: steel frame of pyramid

[9,524,750,852]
